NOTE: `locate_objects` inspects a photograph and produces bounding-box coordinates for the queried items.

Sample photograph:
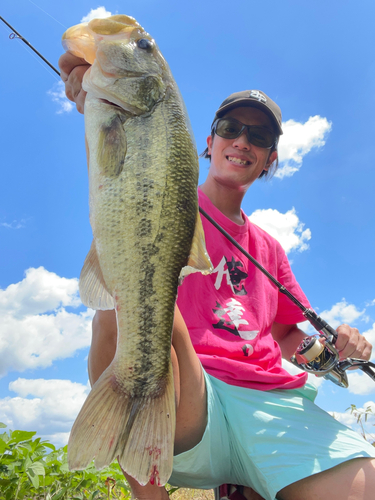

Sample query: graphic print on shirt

[212,255,259,345]
[213,256,248,295]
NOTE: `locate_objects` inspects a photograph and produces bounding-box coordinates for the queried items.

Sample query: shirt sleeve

[274,250,311,325]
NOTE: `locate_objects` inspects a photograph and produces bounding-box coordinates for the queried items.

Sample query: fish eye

[137,38,153,51]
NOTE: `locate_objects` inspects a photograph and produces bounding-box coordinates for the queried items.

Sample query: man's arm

[272,321,372,361]
[271,322,307,360]
[88,310,117,386]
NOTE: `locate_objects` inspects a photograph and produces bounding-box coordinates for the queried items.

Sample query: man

[59,52,375,500]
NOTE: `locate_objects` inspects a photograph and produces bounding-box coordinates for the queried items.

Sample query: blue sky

[1,0,375,446]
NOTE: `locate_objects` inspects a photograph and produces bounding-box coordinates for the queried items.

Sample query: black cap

[213,90,283,135]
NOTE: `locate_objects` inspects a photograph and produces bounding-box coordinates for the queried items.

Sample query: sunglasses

[212,118,276,149]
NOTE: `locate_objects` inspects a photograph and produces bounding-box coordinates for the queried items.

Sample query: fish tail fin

[68,362,176,486]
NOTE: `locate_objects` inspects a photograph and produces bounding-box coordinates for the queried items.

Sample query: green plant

[0,422,131,499]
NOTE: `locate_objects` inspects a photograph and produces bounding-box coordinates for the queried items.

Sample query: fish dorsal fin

[179,211,213,280]
[79,241,114,310]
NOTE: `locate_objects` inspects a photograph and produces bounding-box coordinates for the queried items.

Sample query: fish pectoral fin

[179,211,213,280]
[79,240,114,310]
[68,362,176,487]
[97,114,127,177]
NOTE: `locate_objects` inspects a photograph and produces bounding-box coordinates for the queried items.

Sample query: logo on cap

[249,90,267,103]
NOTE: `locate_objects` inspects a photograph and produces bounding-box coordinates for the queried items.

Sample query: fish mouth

[99,98,123,109]
[98,97,145,116]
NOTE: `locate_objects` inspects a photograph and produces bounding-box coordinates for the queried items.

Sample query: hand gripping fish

[62,15,212,487]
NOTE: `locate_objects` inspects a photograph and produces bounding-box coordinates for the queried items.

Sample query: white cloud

[248,207,311,254]
[318,300,366,329]
[0,267,94,377]
[47,81,74,114]
[276,116,332,179]
[0,378,89,446]
[0,267,80,316]
[81,7,113,23]
[0,219,26,229]
[329,410,358,429]
[348,372,375,395]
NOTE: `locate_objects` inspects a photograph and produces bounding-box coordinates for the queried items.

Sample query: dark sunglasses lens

[215,120,275,148]
[215,119,243,139]
[248,127,275,148]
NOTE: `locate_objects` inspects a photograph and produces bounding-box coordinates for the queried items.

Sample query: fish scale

[62,14,212,486]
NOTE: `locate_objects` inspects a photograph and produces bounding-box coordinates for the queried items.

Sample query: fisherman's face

[206,107,278,192]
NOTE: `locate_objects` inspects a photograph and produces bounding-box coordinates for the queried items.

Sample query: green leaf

[59,462,70,473]
[0,438,7,454]
[0,478,14,487]
[51,487,69,500]
[29,460,45,476]
[43,442,56,451]
[0,423,7,429]
[167,486,180,495]
[23,455,32,470]
[10,430,36,444]
[0,431,10,444]
[27,468,40,488]
[6,460,22,471]
[5,490,14,500]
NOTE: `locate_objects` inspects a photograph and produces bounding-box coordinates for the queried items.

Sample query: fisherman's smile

[226,155,252,166]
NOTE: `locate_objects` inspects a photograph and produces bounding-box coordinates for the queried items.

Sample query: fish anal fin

[68,362,176,487]
[79,241,114,310]
[97,115,127,177]
[180,211,213,280]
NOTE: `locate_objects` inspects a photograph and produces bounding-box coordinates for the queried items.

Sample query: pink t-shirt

[177,189,309,391]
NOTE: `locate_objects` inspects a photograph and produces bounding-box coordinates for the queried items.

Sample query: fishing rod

[3,15,373,388]
[199,207,375,389]
[0,16,60,76]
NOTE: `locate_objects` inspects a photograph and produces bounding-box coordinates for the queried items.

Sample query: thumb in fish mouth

[62,15,144,65]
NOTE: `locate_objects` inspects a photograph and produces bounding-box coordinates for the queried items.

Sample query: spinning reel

[289,309,375,388]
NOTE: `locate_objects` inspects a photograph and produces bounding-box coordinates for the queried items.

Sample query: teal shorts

[169,369,375,500]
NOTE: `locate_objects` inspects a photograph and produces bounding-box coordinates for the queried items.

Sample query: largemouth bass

[62,15,212,486]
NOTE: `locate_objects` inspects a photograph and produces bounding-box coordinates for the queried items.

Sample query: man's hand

[272,321,372,363]
[58,52,90,114]
[335,324,372,361]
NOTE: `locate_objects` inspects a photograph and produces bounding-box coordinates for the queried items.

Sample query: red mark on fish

[145,446,161,459]
[149,465,160,486]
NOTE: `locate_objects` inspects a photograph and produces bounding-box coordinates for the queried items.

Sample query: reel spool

[290,336,349,388]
